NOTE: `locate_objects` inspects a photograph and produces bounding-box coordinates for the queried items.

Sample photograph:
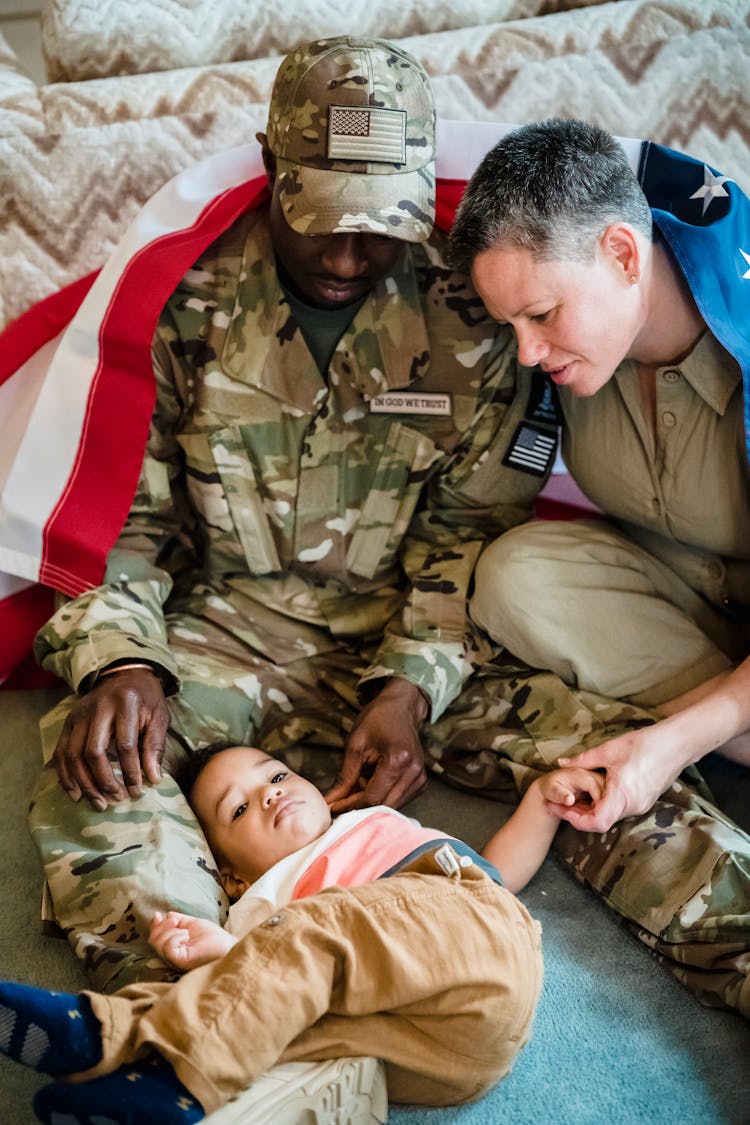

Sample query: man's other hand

[326,678,429,814]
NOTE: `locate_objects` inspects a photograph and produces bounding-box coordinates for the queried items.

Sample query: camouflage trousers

[28,607,750,1016]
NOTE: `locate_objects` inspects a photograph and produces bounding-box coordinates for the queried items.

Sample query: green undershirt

[281,281,366,374]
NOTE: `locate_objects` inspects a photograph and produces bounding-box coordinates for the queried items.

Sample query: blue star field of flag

[638,142,750,459]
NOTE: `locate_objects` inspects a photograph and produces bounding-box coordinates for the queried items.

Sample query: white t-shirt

[226,805,451,937]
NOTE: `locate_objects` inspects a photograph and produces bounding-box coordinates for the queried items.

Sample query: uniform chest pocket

[207,427,282,574]
[346,421,441,580]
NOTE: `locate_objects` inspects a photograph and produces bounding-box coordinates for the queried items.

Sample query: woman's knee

[471,522,563,639]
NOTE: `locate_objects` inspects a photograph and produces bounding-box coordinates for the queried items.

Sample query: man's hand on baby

[53,668,168,810]
[150,910,237,970]
[538,766,606,821]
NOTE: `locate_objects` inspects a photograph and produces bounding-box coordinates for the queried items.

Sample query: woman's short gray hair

[448,118,653,272]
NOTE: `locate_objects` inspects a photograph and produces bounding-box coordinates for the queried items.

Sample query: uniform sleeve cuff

[72,641,180,696]
[358,642,471,722]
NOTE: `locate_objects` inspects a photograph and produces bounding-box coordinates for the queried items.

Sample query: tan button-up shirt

[559,331,750,613]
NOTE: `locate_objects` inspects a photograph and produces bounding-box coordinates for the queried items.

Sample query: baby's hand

[538,766,605,816]
[150,910,236,970]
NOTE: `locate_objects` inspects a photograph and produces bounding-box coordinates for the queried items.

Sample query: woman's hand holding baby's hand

[150,910,237,970]
[537,766,606,819]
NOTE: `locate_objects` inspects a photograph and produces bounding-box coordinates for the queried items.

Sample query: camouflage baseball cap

[266,36,436,243]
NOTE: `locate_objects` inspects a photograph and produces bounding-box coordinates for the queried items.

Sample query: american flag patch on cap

[327,106,406,163]
[502,423,558,477]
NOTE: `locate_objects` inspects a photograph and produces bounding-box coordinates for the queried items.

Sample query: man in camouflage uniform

[28,39,749,1019]
[29,35,548,991]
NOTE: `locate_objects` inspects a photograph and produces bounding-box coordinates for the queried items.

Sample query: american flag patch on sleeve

[327,106,406,163]
[502,422,558,477]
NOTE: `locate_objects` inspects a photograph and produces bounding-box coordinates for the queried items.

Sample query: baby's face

[191,746,332,886]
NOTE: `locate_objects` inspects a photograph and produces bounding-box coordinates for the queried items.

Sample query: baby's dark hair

[177,740,245,805]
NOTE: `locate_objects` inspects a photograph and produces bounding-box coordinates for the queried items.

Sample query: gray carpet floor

[2,687,749,1125]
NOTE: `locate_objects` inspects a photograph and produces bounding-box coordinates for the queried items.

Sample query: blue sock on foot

[0,981,102,1075]
[33,1056,205,1124]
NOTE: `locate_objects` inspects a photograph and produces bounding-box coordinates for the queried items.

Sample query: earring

[629,274,638,284]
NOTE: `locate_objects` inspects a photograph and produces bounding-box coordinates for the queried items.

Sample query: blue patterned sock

[33,1056,205,1124]
[0,982,102,1075]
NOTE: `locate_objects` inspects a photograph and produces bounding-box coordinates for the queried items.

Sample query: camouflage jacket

[36,207,545,719]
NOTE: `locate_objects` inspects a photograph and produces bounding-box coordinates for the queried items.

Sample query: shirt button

[662,411,676,428]
[663,369,680,383]
[265,913,282,927]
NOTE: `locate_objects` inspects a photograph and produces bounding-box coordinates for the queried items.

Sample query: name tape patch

[502,422,557,477]
[328,106,407,164]
[369,392,452,416]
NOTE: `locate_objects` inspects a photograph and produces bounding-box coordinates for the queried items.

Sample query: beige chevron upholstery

[0,0,748,331]
[40,0,613,81]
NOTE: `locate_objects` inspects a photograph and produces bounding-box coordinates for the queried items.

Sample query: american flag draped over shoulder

[0,124,746,685]
[638,141,750,453]
[0,146,271,685]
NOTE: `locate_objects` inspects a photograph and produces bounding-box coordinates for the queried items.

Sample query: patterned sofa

[0,0,748,331]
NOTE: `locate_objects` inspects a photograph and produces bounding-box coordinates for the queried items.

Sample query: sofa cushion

[40,0,610,82]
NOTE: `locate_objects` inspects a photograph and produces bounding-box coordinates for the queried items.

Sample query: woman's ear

[600,222,640,285]
[221,866,251,903]
[256,132,276,188]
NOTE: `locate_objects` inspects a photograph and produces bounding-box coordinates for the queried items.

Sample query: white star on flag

[690,166,732,215]
[741,249,750,280]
